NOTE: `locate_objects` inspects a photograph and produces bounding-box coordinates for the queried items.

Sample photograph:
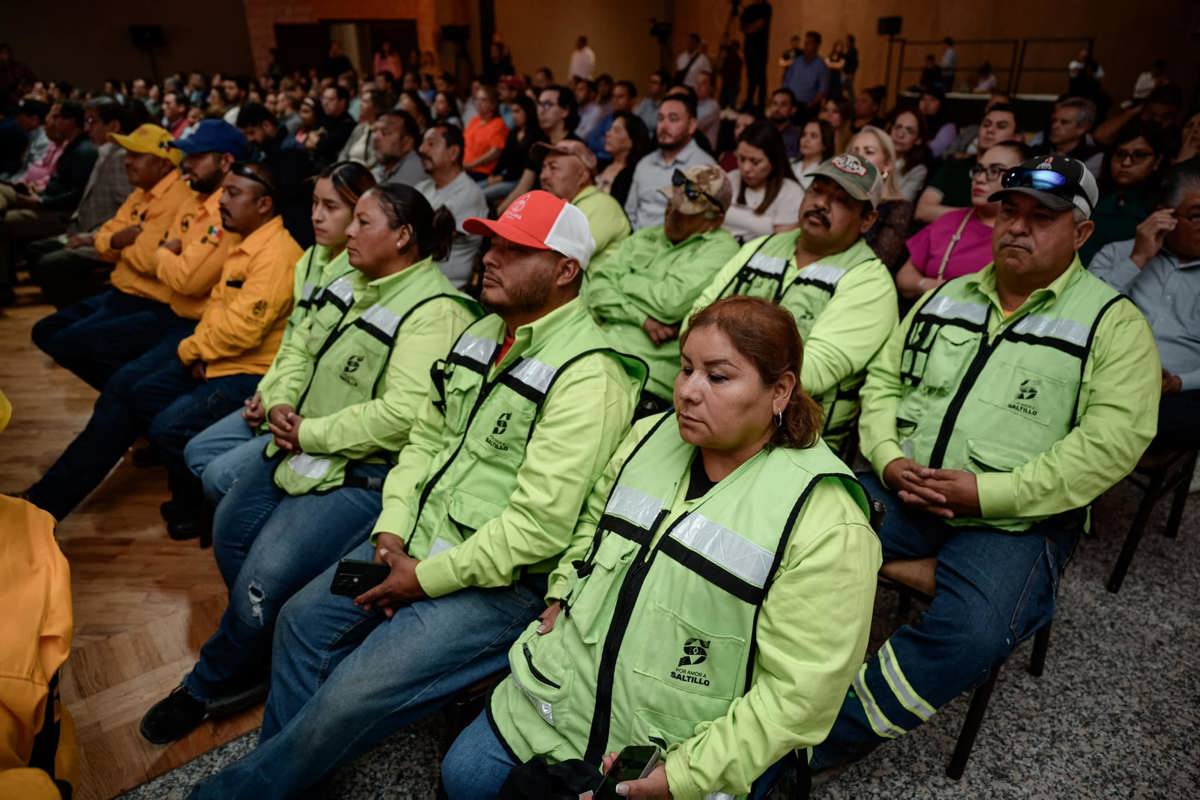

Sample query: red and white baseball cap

[462,190,597,269]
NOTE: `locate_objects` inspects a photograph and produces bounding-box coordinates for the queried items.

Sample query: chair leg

[1028,623,1051,677]
[947,668,999,780]
[1107,474,1165,593]
[1163,453,1197,540]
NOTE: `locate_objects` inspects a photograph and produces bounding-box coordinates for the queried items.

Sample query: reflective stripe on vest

[449,332,499,372]
[355,303,403,343]
[297,280,319,309]
[793,263,847,293]
[920,295,988,327]
[284,453,332,480]
[747,252,787,277]
[502,357,558,401]
[321,275,355,311]
[667,513,774,591]
[1009,313,1090,355]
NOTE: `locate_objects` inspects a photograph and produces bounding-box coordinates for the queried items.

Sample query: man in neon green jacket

[189,191,646,800]
[585,164,740,406]
[812,157,1161,773]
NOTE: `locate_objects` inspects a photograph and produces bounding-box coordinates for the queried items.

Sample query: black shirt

[740,2,773,49]
[685,452,718,501]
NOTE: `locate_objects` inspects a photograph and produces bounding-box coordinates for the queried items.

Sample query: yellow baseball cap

[109,124,182,166]
[0,389,11,433]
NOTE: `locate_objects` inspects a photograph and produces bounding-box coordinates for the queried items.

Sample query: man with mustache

[23,162,301,523]
[690,152,898,453]
[414,122,487,288]
[809,156,1160,774]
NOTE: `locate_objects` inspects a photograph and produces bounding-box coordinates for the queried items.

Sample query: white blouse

[722,171,805,242]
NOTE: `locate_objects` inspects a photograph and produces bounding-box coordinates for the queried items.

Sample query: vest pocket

[628,602,747,702]
[977,358,1073,431]
[966,439,1030,473]
[630,706,707,750]
[508,627,574,728]
[447,492,505,537]
[922,325,978,390]
[566,535,638,645]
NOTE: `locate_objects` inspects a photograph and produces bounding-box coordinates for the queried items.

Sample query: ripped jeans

[181,456,389,702]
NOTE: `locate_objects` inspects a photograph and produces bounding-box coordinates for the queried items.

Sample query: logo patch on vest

[486,411,512,451]
[1008,378,1040,417]
[670,638,712,686]
[340,354,364,387]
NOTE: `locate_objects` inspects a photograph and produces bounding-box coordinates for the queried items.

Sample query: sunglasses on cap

[1000,166,1092,212]
[231,162,277,198]
[672,169,725,212]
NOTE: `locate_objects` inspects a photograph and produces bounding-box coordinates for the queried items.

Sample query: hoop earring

[774,410,783,428]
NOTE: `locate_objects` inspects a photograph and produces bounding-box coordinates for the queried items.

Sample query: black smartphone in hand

[329,559,390,597]
[593,745,661,800]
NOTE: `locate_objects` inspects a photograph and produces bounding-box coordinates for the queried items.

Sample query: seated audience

[625,93,715,230]
[719,109,758,171]
[28,97,133,308]
[414,123,488,287]
[694,70,720,146]
[0,98,49,182]
[180,162,374,513]
[691,154,898,452]
[535,138,629,259]
[237,104,318,247]
[917,102,1019,223]
[463,83,508,180]
[792,118,835,190]
[140,183,481,742]
[574,79,604,142]
[811,156,1159,774]
[485,94,542,204]
[31,122,201,391]
[23,162,301,523]
[1174,111,1199,165]
[917,85,957,158]
[849,125,914,272]
[583,78,637,159]
[595,110,650,207]
[498,83,580,212]
[336,87,382,165]
[443,296,880,799]
[396,89,432,133]
[1090,161,1200,451]
[161,89,190,138]
[897,140,1031,299]
[1080,119,1167,264]
[1093,84,1183,148]
[287,97,320,150]
[1034,96,1103,176]
[887,107,932,201]
[585,164,739,405]
[308,86,356,166]
[635,69,670,132]
[724,120,803,241]
[370,109,427,187]
[766,88,801,160]
[186,191,645,799]
[0,101,97,303]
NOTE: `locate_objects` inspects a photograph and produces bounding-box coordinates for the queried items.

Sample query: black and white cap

[989,156,1099,219]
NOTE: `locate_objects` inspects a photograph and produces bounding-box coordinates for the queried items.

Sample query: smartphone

[593,745,661,800]
[329,559,390,597]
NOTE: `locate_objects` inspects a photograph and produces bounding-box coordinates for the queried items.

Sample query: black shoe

[205,679,270,717]
[132,446,162,468]
[160,499,185,522]
[140,685,208,745]
[167,514,211,545]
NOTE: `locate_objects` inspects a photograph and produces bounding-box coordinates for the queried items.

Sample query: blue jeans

[442,711,520,799]
[189,543,547,800]
[809,471,1082,771]
[184,408,268,505]
[182,458,389,702]
[31,289,190,391]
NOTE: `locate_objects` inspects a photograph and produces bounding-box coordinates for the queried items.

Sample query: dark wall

[7,0,254,91]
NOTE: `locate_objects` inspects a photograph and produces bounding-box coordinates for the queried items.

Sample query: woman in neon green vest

[140,184,481,745]
[175,161,376,539]
[442,296,882,800]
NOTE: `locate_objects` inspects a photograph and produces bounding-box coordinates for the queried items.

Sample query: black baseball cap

[989,155,1099,219]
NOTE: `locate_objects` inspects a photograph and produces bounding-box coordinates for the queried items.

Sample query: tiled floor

[121,478,1200,799]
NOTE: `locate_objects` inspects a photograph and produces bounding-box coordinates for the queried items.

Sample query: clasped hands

[267,403,303,452]
[884,457,981,519]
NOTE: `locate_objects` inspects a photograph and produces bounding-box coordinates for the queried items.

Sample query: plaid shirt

[70,142,132,234]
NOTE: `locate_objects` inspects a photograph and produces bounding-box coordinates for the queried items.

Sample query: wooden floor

[0,293,261,800]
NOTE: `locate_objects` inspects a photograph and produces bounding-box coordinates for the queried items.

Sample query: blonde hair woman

[849,125,913,271]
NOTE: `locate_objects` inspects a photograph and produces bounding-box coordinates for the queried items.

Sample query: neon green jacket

[860,258,1160,530]
[584,225,740,400]
[573,185,631,261]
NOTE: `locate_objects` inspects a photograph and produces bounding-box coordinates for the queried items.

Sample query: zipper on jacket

[928,308,996,469]
[522,643,561,689]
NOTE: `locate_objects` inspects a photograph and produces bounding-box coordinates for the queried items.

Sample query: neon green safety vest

[270,260,481,495]
[488,413,868,788]
[895,265,1127,487]
[712,232,883,447]
[403,303,647,563]
[293,246,354,319]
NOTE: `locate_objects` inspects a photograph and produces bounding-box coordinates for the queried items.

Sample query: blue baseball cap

[170,119,249,160]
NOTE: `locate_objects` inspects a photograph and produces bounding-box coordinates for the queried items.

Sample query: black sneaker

[167,514,212,547]
[205,680,270,717]
[160,499,185,522]
[140,686,207,745]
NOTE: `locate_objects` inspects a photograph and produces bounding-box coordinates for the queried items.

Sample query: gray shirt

[416,170,488,288]
[1090,238,1200,389]
[373,150,427,188]
[623,138,716,230]
[73,142,133,234]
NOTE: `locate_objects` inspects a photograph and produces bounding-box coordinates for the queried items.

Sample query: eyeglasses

[231,162,277,198]
[537,101,557,110]
[1114,148,1155,164]
[671,169,726,211]
[969,163,1009,181]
